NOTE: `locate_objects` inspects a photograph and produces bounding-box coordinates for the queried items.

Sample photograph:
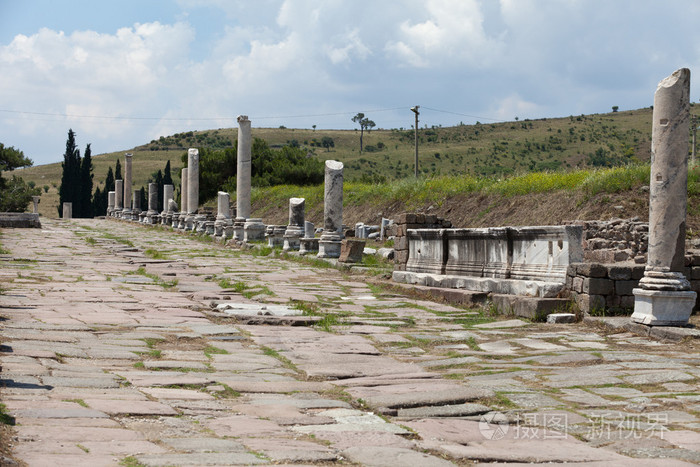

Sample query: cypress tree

[115,159,122,181]
[58,129,81,216]
[79,143,94,217]
[92,186,103,216]
[163,160,173,186]
[139,186,147,211]
[154,169,163,212]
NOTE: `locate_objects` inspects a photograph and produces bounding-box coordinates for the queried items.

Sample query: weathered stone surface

[343,446,454,467]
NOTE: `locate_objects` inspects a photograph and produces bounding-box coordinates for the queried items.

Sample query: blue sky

[1,0,700,166]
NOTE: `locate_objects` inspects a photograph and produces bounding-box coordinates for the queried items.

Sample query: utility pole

[411,106,420,177]
[692,115,697,167]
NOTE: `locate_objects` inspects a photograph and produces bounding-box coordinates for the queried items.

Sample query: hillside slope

[10,105,700,222]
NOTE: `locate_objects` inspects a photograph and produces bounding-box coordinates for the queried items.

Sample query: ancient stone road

[2,219,700,466]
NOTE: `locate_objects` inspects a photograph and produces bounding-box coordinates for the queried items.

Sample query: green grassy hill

[11,105,700,219]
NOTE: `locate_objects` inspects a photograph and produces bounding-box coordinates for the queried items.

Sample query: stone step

[491,294,573,321]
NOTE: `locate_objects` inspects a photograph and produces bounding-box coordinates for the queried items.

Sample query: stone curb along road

[1,218,700,466]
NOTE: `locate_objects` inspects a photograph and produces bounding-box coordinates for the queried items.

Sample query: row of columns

[104,116,347,258]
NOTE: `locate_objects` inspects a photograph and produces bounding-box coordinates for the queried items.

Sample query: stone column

[107,191,115,216]
[32,196,40,214]
[146,182,158,223]
[177,168,188,229]
[234,115,252,240]
[162,184,173,224]
[185,148,199,230]
[215,191,232,238]
[283,197,305,251]
[632,68,697,325]
[132,189,141,221]
[318,160,343,258]
[122,153,133,218]
[62,202,72,219]
[115,180,124,217]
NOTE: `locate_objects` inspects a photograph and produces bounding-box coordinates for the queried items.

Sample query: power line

[0,106,409,123]
[421,106,501,122]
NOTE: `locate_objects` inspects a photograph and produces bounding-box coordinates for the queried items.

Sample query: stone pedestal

[115,180,124,217]
[631,289,696,325]
[299,238,319,255]
[122,153,133,218]
[267,225,286,247]
[317,160,343,258]
[107,191,115,217]
[243,218,266,242]
[62,202,72,219]
[237,115,252,221]
[32,196,40,214]
[233,217,246,241]
[633,68,696,325]
[283,197,305,251]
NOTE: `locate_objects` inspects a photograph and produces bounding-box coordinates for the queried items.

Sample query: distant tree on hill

[321,136,335,152]
[352,113,376,153]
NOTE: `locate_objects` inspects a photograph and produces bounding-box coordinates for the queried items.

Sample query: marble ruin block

[283,197,305,251]
[215,191,232,237]
[32,195,40,214]
[62,202,72,219]
[267,225,286,247]
[633,68,697,326]
[243,218,266,242]
[107,191,115,216]
[339,238,366,263]
[161,184,174,224]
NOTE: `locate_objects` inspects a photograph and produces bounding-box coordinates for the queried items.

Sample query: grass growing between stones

[102,233,134,247]
[0,403,15,426]
[144,248,168,259]
[261,346,299,373]
[119,456,146,467]
[133,267,179,290]
[213,383,241,399]
[203,345,229,358]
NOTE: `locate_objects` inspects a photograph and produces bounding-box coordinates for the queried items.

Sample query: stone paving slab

[3,218,700,466]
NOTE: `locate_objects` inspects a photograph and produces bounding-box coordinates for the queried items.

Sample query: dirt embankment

[252,186,679,233]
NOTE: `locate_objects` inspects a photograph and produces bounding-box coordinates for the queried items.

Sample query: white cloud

[385,0,504,68]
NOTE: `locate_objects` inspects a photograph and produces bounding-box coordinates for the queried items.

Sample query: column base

[317,233,342,258]
[631,288,696,326]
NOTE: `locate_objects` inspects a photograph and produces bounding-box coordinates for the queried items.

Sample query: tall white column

[632,68,696,325]
[185,149,199,231]
[122,153,133,217]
